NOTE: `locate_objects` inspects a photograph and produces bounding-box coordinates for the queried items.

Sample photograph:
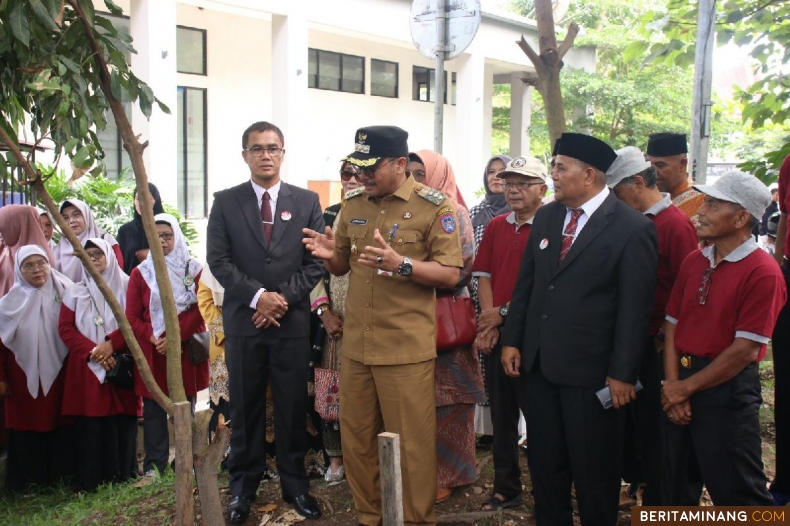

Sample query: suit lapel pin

[539,238,549,250]
[280,211,291,221]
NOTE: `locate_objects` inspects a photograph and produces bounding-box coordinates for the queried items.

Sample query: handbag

[435,292,477,351]
[188,331,210,364]
[314,367,340,422]
[106,353,135,390]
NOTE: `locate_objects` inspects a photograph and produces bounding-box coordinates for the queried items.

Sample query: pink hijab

[414,150,468,211]
[0,205,56,298]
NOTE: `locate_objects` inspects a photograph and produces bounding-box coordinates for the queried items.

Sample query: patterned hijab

[138,213,202,338]
[472,155,513,230]
[0,245,73,397]
[54,199,119,282]
[0,205,56,298]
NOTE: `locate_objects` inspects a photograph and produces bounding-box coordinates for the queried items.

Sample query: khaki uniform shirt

[336,176,464,365]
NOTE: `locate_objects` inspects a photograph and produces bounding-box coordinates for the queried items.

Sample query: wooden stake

[378,432,404,526]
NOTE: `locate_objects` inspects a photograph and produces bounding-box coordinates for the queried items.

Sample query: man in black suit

[207,121,325,523]
[501,133,658,525]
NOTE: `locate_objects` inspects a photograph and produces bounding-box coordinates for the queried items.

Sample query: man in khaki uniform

[303,126,463,525]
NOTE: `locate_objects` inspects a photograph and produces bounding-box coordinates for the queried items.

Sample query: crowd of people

[0,120,788,526]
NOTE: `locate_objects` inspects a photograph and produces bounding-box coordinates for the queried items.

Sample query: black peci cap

[344,126,409,167]
[647,132,687,157]
[555,132,617,173]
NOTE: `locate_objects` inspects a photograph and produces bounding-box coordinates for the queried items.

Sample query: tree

[0,2,228,524]
[638,0,790,182]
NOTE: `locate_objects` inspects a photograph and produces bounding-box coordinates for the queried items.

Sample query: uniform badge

[94,315,105,326]
[350,219,368,225]
[55,293,62,303]
[512,157,527,168]
[440,213,456,234]
[351,244,357,255]
[539,238,549,250]
[281,210,292,221]
[403,212,412,219]
[183,274,195,287]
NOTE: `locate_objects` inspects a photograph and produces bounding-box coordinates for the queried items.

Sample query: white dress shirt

[249,179,282,309]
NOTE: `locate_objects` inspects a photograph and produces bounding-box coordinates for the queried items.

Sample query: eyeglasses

[158,233,174,241]
[358,158,396,180]
[21,261,49,272]
[340,169,361,182]
[698,267,714,305]
[62,210,83,221]
[244,145,284,158]
[409,169,426,183]
[504,181,544,190]
[86,250,105,261]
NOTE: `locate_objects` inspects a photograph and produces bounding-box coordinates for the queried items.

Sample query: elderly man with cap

[607,146,699,505]
[661,171,787,505]
[471,156,548,512]
[303,126,463,526]
[501,132,658,525]
[646,132,705,224]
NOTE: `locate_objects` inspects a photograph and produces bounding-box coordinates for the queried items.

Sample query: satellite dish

[410,0,481,61]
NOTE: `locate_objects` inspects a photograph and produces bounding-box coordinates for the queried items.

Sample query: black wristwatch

[397,257,413,276]
[499,305,509,318]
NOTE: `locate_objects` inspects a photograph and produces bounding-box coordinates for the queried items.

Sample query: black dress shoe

[227,496,252,524]
[285,494,322,519]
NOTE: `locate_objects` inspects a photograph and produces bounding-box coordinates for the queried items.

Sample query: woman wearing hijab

[0,204,56,299]
[59,238,140,490]
[0,245,74,492]
[117,183,166,275]
[38,209,58,254]
[467,155,511,441]
[407,151,485,503]
[54,199,124,282]
[126,213,208,477]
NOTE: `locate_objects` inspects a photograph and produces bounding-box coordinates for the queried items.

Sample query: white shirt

[249,179,282,309]
[562,186,610,244]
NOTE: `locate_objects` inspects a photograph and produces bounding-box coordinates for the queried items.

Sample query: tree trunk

[174,401,196,526]
[193,409,231,526]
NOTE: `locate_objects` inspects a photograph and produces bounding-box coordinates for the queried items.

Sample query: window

[308,49,364,94]
[176,87,207,218]
[371,59,398,98]
[177,26,206,75]
[412,66,456,105]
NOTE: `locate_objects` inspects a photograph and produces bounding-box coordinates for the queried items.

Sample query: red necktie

[559,208,583,262]
[261,191,273,243]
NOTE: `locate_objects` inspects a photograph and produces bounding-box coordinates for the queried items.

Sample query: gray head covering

[606,146,652,188]
[693,170,771,220]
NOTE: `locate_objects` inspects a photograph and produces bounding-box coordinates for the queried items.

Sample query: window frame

[176,25,207,76]
[371,58,399,99]
[307,48,365,95]
[177,86,208,218]
[412,66,456,105]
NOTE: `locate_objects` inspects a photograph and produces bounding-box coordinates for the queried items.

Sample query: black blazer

[501,192,658,388]
[206,181,325,338]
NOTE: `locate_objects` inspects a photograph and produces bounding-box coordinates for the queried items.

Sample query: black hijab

[471,155,512,230]
[116,183,165,275]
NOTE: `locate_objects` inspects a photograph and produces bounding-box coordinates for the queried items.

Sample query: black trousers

[526,360,624,526]
[117,414,139,481]
[771,263,790,494]
[488,344,528,500]
[143,397,194,474]
[75,416,120,491]
[226,333,310,500]
[6,426,75,493]
[664,363,772,505]
[622,338,667,505]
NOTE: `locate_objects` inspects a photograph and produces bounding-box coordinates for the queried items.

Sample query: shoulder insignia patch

[417,186,447,206]
[436,206,454,217]
[345,187,366,199]
[440,213,456,234]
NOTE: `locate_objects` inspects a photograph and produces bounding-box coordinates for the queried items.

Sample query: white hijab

[62,238,129,383]
[0,245,73,397]
[54,199,119,282]
[138,213,202,338]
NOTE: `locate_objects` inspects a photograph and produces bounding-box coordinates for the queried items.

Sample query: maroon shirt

[125,268,208,399]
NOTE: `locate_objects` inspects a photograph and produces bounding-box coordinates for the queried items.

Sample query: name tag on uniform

[350,219,368,225]
[377,269,394,277]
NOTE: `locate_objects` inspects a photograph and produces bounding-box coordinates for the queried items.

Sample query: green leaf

[79,0,96,26]
[156,99,171,115]
[103,0,124,15]
[29,0,59,32]
[65,138,79,154]
[71,145,93,169]
[9,2,31,48]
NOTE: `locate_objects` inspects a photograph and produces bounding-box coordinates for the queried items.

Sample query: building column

[510,72,532,157]
[271,6,309,188]
[454,52,489,201]
[129,0,178,206]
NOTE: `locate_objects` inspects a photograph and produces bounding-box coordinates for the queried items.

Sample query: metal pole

[690,0,716,183]
[434,0,446,153]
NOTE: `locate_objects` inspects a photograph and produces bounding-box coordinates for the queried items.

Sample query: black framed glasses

[21,261,49,273]
[86,250,106,261]
[358,158,396,180]
[244,145,284,158]
[698,267,714,305]
[158,233,174,241]
[340,168,361,182]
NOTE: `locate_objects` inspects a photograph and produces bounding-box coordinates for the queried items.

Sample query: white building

[94,0,596,244]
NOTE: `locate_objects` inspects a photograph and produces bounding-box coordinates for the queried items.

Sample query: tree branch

[558,23,580,59]
[0,123,173,415]
[517,35,543,72]
[67,0,187,403]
